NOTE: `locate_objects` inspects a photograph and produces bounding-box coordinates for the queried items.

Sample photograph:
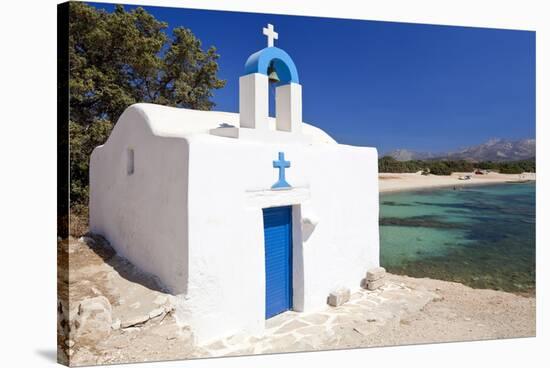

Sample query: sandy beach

[379,171,536,193]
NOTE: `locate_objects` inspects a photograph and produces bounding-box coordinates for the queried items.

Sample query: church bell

[267,63,280,83]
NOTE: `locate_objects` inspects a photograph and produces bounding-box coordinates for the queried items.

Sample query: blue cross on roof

[271,152,291,190]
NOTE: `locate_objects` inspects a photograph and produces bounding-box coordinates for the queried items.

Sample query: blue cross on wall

[271,152,291,189]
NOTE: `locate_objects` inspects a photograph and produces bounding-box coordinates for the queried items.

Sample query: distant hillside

[383,149,438,161]
[385,138,535,162]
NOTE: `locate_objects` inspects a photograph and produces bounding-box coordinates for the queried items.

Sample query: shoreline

[379,171,535,194]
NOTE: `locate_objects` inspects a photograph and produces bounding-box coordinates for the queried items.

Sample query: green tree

[68,3,226,227]
[427,161,452,175]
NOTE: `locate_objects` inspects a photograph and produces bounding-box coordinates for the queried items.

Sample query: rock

[64,339,75,348]
[152,323,183,340]
[353,325,375,337]
[111,319,121,330]
[74,296,112,341]
[78,236,96,246]
[122,327,141,333]
[129,301,141,309]
[121,314,149,328]
[367,278,385,290]
[366,267,386,282]
[153,295,168,305]
[149,307,165,319]
[328,288,350,307]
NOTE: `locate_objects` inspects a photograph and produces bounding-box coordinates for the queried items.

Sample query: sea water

[379,182,536,296]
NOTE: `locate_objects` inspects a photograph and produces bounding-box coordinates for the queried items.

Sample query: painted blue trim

[244,47,299,84]
[263,206,293,319]
[272,152,291,189]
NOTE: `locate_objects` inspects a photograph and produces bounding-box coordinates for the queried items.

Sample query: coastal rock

[74,296,112,341]
[121,314,150,328]
[149,307,165,319]
[153,295,168,305]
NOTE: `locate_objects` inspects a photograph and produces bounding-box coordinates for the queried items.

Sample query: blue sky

[88,2,535,154]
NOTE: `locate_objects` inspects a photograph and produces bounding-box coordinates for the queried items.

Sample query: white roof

[124,103,337,144]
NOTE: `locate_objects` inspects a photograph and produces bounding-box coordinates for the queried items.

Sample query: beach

[379,171,536,193]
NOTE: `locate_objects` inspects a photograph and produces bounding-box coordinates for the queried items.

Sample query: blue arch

[244,47,299,84]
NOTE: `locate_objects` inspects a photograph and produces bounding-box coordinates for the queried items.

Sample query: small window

[127,148,134,175]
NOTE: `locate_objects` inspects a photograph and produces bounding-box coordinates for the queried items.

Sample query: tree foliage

[69,3,226,218]
[378,156,535,175]
[477,158,536,174]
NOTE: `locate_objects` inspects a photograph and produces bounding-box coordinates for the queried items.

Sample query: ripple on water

[379,182,536,296]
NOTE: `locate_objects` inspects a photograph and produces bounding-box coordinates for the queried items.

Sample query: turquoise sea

[379,182,536,296]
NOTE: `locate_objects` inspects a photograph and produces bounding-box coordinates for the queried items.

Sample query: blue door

[263,206,293,319]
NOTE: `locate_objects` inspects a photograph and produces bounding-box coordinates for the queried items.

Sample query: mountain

[384,138,536,162]
[383,149,438,161]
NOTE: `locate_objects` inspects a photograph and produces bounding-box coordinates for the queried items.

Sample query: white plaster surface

[90,103,379,344]
[239,73,268,130]
[276,83,302,133]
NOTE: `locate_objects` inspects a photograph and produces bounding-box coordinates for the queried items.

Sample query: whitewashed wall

[89,107,190,295]
[180,134,379,343]
[89,104,379,344]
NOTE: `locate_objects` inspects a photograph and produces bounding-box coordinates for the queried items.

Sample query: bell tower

[211,24,307,143]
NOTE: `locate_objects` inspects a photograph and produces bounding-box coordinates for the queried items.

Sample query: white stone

[328,288,351,307]
[366,267,386,281]
[74,296,112,340]
[122,327,141,333]
[153,295,168,305]
[121,315,149,328]
[149,307,165,319]
[78,236,95,246]
[367,278,385,291]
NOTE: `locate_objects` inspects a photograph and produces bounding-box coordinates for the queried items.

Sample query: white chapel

[89,24,380,343]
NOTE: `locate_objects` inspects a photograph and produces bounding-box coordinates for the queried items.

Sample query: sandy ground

[59,237,535,366]
[379,171,535,193]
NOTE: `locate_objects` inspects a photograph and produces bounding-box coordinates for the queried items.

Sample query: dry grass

[70,208,89,237]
